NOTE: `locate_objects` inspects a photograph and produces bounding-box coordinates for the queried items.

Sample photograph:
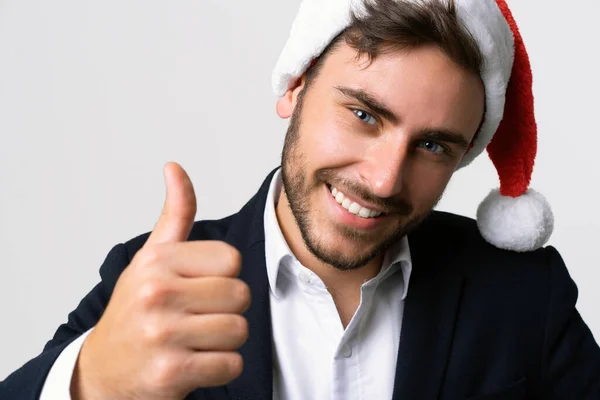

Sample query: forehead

[314,43,484,129]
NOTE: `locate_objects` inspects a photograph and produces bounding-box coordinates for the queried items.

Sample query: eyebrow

[335,86,401,125]
[335,85,472,151]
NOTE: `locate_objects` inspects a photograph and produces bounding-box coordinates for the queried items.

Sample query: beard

[280,86,436,271]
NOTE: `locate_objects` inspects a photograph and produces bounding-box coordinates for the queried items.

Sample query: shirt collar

[263,169,412,300]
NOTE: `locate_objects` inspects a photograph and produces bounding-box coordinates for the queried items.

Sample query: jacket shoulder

[420,211,560,276]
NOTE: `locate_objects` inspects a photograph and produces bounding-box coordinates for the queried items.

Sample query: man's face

[278,43,484,271]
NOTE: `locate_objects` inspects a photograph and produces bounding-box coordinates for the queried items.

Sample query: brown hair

[305,0,483,84]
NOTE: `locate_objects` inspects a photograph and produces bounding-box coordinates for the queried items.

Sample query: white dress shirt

[265,170,412,400]
[40,170,412,400]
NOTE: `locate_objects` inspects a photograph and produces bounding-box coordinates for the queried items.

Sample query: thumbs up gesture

[72,163,250,400]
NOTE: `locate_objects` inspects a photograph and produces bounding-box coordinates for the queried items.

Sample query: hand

[71,162,250,400]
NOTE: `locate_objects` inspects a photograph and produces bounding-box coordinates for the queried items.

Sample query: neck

[275,188,384,292]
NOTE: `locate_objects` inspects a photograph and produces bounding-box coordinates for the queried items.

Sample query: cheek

[301,106,365,166]
[403,163,454,208]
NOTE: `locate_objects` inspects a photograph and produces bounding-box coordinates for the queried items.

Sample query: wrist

[70,332,122,400]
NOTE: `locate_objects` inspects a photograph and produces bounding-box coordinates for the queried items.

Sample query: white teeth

[358,208,371,218]
[329,186,382,219]
[348,202,361,214]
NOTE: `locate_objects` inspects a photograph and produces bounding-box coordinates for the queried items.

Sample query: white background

[0,0,598,380]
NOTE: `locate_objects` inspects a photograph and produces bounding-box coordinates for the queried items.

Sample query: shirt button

[339,344,352,358]
[298,271,311,284]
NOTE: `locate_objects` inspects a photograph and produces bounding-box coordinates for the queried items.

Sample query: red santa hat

[271,0,554,252]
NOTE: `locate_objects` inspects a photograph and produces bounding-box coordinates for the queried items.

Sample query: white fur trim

[476,189,554,252]
[271,0,515,167]
[271,0,356,96]
[455,0,514,168]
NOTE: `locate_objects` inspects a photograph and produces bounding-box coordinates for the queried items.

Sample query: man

[1,0,599,398]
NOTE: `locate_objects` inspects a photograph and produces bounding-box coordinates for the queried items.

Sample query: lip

[324,184,387,230]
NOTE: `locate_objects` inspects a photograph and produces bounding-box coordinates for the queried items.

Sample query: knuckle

[219,243,242,276]
[229,315,249,345]
[227,353,244,379]
[231,280,251,311]
[137,279,172,309]
[147,354,180,390]
[142,319,172,345]
[136,245,164,267]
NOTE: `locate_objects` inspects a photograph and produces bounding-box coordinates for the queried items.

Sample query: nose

[360,138,409,199]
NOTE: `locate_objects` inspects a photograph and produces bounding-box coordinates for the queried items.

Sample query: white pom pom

[476,189,554,252]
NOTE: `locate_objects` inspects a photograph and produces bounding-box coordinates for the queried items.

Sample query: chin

[301,219,389,270]
[327,234,378,256]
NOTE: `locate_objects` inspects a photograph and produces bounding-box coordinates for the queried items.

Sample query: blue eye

[353,109,378,126]
[418,141,445,154]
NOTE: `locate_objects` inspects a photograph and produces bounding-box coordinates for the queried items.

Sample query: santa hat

[271,0,554,252]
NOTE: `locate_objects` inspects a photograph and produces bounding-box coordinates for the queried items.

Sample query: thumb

[146,162,197,245]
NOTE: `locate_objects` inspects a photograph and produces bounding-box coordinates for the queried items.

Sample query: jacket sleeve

[542,246,600,398]
[0,243,131,400]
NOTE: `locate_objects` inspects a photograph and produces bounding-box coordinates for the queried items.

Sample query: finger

[179,351,243,389]
[174,314,248,351]
[146,162,197,246]
[173,277,251,314]
[148,241,242,278]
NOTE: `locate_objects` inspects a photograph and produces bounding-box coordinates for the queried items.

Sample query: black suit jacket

[2,169,600,400]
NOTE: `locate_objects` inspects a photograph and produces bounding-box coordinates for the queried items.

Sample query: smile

[328,186,383,219]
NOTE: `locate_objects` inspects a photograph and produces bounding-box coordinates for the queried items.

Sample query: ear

[276,75,307,119]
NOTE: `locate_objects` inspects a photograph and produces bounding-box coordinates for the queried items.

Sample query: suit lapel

[223,169,277,400]
[224,243,273,400]
[392,213,466,400]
